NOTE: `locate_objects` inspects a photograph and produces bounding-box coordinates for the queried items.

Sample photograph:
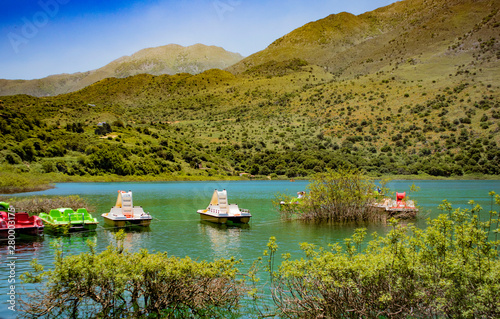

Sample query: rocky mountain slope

[228,0,499,79]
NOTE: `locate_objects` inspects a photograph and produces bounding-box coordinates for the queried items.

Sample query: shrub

[278,167,379,222]
[21,232,243,318]
[263,194,500,318]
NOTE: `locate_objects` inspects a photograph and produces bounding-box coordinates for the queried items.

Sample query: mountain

[228,0,499,78]
[0,0,499,186]
[0,44,243,97]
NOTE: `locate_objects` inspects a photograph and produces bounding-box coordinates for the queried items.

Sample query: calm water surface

[1,179,499,317]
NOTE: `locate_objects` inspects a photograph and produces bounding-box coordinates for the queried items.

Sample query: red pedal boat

[0,202,44,238]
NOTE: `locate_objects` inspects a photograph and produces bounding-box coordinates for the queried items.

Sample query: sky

[0,0,398,80]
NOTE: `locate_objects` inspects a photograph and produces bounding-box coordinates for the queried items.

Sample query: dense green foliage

[256,194,500,318]
[21,231,243,318]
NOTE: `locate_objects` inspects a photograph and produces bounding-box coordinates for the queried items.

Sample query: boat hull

[102,216,152,228]
[41,221,98,234]
[0,226,43,238]
[198,211,250,224]
[372,205,418,219]
[198,212,228,224]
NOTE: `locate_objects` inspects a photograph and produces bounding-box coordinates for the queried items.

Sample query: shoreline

[1,172,500,195]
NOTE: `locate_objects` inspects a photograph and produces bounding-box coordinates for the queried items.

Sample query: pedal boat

[39,208,98,233]
[0,203,44,238]
[102,190,152,228]
[197,189,251,224]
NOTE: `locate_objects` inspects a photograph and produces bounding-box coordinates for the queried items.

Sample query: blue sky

[0,0,398,80]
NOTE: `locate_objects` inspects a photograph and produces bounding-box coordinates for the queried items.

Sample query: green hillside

[0,0,499,191]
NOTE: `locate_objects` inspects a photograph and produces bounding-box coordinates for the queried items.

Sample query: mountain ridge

[228,0,499,78]
[0,43,243,97]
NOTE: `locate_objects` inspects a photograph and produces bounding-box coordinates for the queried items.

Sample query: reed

[3,195,95,214]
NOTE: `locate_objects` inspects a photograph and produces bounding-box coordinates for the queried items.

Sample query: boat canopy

[210,189,229,215]
[115,190,134,218]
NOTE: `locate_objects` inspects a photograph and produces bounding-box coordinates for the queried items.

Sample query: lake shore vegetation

[1,48,499,194]
[20,194,500,318]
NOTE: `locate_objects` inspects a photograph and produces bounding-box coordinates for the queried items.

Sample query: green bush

[279,167,380,222]
[21,232,243,318]
[262,194,500,318]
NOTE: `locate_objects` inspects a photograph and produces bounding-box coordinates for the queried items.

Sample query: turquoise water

[1,179,499,317]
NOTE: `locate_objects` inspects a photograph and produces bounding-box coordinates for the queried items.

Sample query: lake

[1,179,499,318]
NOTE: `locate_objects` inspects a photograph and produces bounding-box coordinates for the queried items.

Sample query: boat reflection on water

[0,236,44,250]
[198,221,248,259]
[104,227,152,251]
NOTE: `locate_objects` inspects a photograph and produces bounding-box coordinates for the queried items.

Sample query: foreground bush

[21,232,243,318]
[262,193,500,318]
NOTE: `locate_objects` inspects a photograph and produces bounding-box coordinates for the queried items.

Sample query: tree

[279,167,379,222]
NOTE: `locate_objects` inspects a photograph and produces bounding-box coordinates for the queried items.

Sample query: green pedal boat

[39,208,99,233]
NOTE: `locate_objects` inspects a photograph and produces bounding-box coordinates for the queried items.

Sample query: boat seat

[76,208,89,217]
[63,209,75,215]
[70,214,83,221]
[16,213,31,223]
[16,212,29,220]
[50,210,62,219]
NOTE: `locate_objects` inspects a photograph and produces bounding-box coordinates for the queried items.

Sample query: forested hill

[0,0,499,185]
